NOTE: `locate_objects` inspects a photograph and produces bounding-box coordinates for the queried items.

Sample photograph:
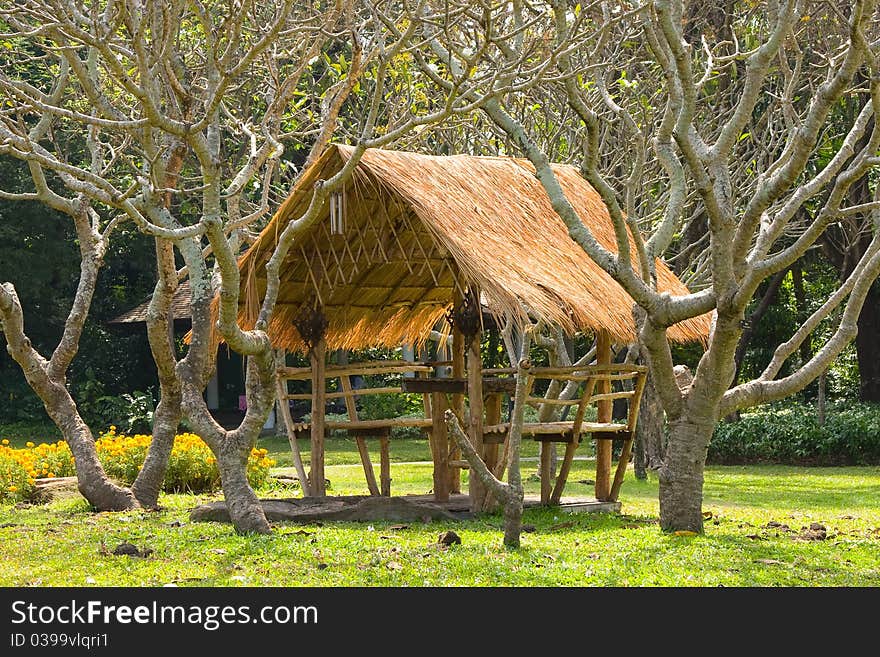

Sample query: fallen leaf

[755,559,784,565]
[550,520,575,531]
[673,530,697,537]
[522,524,537,533]
[85,577,96,585]
[316,563,329,570]
[386,561,403,571]
[702,511,713,519]
[746,534,764,540]
[389,524,409,531]
[209,548,227,555]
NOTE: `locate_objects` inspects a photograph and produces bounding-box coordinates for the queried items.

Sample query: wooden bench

[276,361,437,497]
[480,364,647,504]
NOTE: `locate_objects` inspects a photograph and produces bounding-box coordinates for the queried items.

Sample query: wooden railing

[481,364,648,504]
[276,361,436,497]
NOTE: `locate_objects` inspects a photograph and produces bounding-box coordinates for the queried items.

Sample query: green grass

[0,462,878,587]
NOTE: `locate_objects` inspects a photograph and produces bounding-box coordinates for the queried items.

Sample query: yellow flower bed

[0,429,274,502]
[0,439,75,503]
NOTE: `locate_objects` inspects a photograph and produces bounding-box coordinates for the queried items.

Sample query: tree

[409,0,880,532]
[0,0,505,532]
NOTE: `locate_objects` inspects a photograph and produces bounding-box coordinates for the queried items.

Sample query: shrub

[709,400,880,465]
[0,438,76,503]
[0,446,35,504]
[95,428,274,493]
[0,431,274,502]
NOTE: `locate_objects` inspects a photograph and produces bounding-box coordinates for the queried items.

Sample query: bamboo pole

[341,374,379,496]
[594,330,613,502]
[310,338,327,497]
[430,392,450,502]
[275,354,311,498]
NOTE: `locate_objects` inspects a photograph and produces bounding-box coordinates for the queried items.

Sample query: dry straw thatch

[233,145,710,352]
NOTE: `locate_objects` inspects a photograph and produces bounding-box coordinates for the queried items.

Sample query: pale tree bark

[0,0,506,532]
[447,336,533,548]
[414,0,880,533]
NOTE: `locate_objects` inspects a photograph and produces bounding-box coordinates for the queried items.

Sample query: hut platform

[189,494,620,525]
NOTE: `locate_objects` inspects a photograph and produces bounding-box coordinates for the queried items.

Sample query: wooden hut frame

[220,145,710,510]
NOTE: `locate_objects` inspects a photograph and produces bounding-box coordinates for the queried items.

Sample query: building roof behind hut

[234,145,710,352]
[110,280,193,325]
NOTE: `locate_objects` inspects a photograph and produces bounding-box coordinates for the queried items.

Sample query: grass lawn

[1,453,878,586]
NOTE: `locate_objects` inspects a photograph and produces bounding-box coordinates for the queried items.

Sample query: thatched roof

[109,281,193,325]
[234,145,710,352]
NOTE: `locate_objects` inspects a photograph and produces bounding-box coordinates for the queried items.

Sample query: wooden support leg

[540,439,553,504]
[609,437,634,502]
[379,436,391,497]
[430,392,450,502]
[275,358,310,497]
[483,393,502,473]
[355,437,380,496]
[550,439,578,504]
[493,435,510,480]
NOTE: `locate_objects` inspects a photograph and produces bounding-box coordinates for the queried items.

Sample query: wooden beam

[483,393,502,473]
[609,370,649,502]
[401,378,467,394]
[341,374,379,496]
[274,351,311,497]
[594,330,613,502]
[310,338,327,497]
[609,438,634,502]
[430,392,450,502]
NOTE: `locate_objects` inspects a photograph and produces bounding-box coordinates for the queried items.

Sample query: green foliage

[94,430,274,494]
[74,373,156,434]
[710,400,880,465]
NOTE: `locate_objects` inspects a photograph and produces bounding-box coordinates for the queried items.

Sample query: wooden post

[594,330,613,502]
[275,351,311,497]
[341,375,379,496]
[379,436,391,496]
[310,338,327,497]
[430,392,450,502]
[483,393,502,473]
[540,439,554,504]
[467,333,485,512]
[610,370,648,501]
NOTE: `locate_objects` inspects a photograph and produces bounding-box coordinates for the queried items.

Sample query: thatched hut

[227,145,711,509]
[236,144,709,351]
